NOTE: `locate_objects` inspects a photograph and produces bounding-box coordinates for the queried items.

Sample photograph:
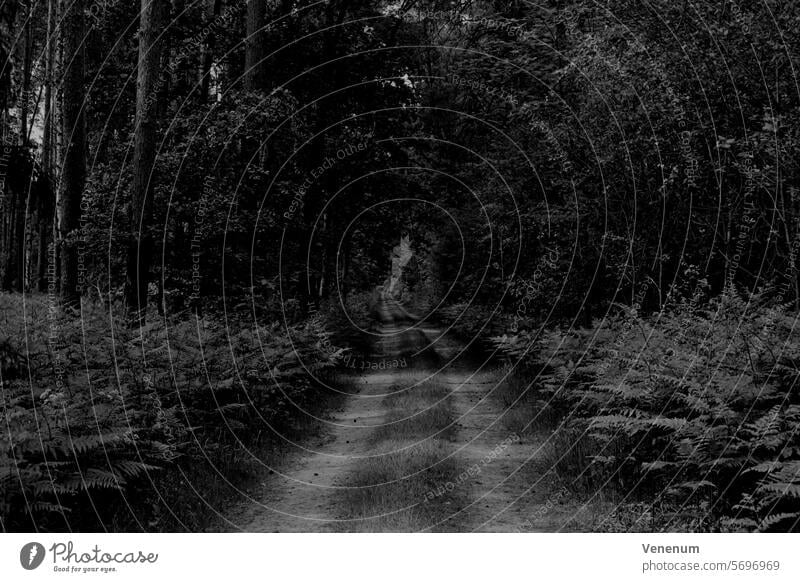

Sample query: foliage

[496,287,800,531]
[0,295,336,531]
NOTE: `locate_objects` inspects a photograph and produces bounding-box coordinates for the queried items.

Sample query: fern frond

[112,460,160,478]
[759,512,800,531]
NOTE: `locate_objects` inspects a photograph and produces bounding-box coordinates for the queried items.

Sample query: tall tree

[38,0,58,293]
[19,5,34,146]
[60,0,86,306]
[245,0,268,90]
[126,0,166,320]
[200,0,222,103]
[0,1,18,128]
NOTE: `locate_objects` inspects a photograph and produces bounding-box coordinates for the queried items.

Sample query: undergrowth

[492,287,800,532]
[0,294,338,532]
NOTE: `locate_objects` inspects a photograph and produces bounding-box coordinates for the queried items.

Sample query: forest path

[232,299,584,532]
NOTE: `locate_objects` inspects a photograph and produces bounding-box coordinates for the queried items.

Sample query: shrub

[494,288,800,531]
[0,294,336,531]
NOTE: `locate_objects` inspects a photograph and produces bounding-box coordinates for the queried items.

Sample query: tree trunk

[0,3,16,285]
[200,0,222,103]
[43,0,57,174]
[340,237,350,299]
[245,0,268,91]
[1,163,24,292]
[19,9,34,146]
[59,0,86,307]
[0,1,17,116]
[37,0,57,293]
[125,0,166,321]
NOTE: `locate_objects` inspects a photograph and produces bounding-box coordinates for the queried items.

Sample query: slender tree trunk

[125,0,166,321]
[0,1,17,116]
[19,7,35,292]
[43,0,57,175]
[36,209,49,291]
[0,3,17,288]
[317,213,328,301]
[200,0,222,103]
[60,0,86,307]
[3,162,26,292]
[1,175,20,291]
[19,10,34,146]
[37,0,57,293]
[340,237,350,299]
[245,0,268,91]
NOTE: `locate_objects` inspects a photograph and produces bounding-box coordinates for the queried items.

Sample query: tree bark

[245,0,268,91]
[36,0,57,293]
[60,0,86,307]
[0,3,16,283]
[200,0,222,103]
[19,9,34,146]
[0,1,17,116]
[1,163,24,292]
[125,0,166,321]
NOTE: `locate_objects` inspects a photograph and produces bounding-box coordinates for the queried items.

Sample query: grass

[369,380,456,443]
[336,440,460,532]
[123,402,340,532]
[487,346,634,512]
[334,378,467,532]
[491,365,559,440]
[480,362,625,530]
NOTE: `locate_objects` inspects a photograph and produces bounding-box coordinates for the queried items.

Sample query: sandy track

[232,368,401,531]
[230,302,584,532]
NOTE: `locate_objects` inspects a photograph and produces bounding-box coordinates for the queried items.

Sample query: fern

[527,288,800,531]
[759,512,800,532]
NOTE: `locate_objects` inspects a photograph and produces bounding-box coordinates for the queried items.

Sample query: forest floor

[228,300,595,532]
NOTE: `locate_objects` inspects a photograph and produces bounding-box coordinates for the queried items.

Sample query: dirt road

[231,300,589,532]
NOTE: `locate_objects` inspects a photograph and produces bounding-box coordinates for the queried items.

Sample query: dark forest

[2,0,800,533]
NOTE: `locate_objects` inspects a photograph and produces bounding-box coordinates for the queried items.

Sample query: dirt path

[231,301,587,532]
[418,326,590,532]
[231,366,401,532]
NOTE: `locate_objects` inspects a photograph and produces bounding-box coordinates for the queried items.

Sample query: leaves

[521,289,800,531]
[0,294,328,531]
